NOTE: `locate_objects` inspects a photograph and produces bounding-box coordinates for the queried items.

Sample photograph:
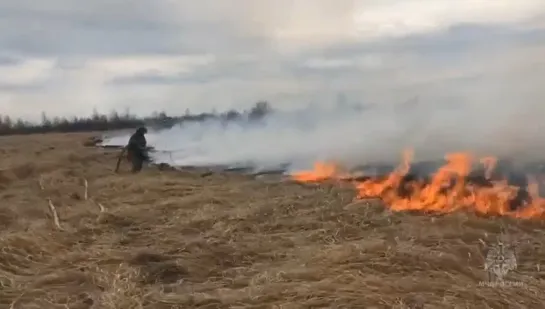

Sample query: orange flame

[291,161,347,182]
[291,151,545,219]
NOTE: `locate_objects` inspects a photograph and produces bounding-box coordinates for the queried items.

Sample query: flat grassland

[1,133,545,308]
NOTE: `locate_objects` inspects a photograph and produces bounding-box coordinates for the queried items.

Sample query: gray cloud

[0,55,23,66]
[0,0,275,57]
[1,0,545,122]
[0,84,42,92]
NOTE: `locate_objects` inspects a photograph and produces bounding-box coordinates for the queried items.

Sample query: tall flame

[291,151,545,219]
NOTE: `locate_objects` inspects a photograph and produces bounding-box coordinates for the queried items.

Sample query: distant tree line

[0,101,273,136]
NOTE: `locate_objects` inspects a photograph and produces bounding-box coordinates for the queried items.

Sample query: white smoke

[102,94,545,173]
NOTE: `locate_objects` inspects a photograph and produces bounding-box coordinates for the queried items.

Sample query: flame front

[291,151,545,219]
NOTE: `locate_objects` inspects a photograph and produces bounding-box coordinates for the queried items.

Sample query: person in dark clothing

[127,127,149,173]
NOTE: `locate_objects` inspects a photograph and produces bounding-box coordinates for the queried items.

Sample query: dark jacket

[127,131,148,160]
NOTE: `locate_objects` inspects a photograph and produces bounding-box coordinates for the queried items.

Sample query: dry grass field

[1,133,545,308]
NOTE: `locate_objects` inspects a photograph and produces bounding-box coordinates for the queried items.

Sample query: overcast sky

[1,0,545,121]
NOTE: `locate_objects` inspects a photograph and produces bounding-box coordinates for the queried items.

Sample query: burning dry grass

[1,133,545,308]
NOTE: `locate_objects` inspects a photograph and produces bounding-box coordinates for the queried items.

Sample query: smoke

[102,93,545,173]
[100,24,545,172]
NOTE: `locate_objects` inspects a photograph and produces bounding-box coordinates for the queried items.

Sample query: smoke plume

[102,95,545,173]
